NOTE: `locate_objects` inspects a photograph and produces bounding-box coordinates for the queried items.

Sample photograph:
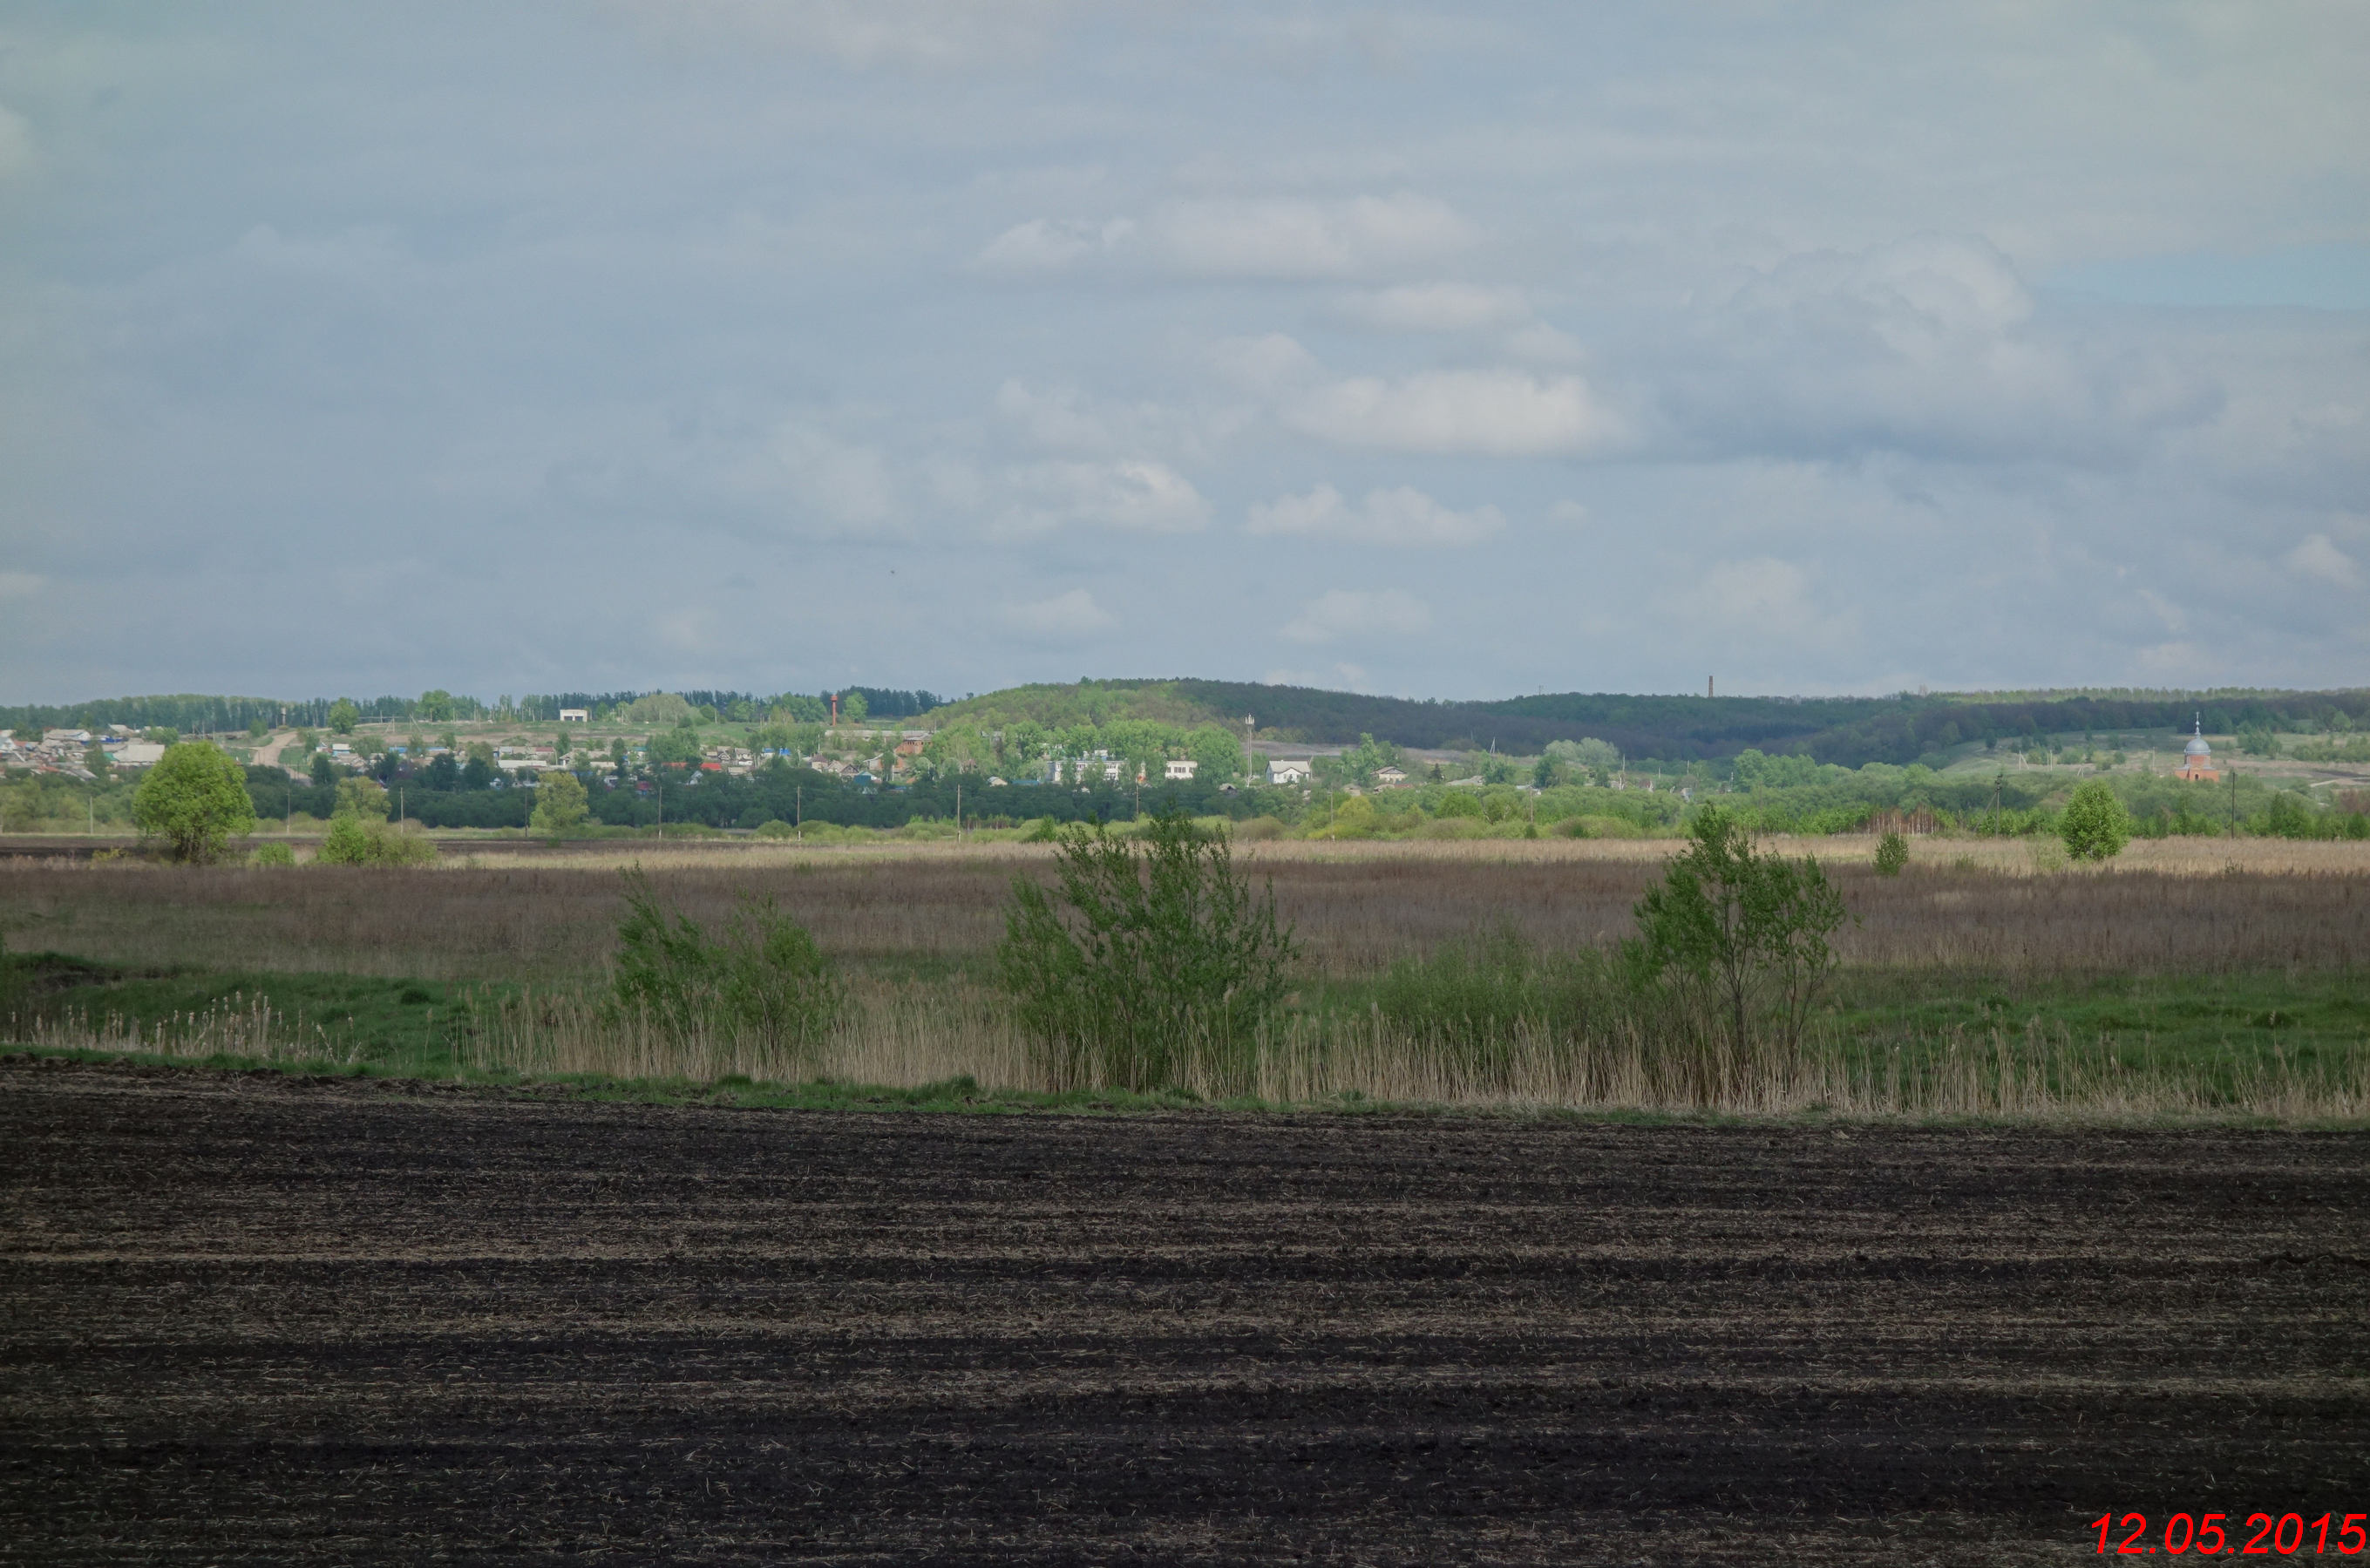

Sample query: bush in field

[250,842,297,867]
[531,770,590,835]
[610,868,844,1062]
[752,819,797,839]
[2060,780,2131,861]
[1630,807,1851,1086]
[132,742,257,864]
[1873,831,1910,877]
[998,806,1296,1093]
[316,776,437,866]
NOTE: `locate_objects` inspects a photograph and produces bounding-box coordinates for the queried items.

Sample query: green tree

[1631,807,1851,1074]
[327,699,360,736]
[2059,780,2131,861]
[532,770,590,834]
[309,751,338,789]
[418,689,456,722]
[997,807,1296,1093]
[132,742,258,863]
[1873,831,1910,876]
[839,690,867,725]
[144,727,180,746]
[85,743,112,781]
[335,777,390,819]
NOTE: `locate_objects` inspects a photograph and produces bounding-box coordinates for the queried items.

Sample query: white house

[109,742,167,768]
[1374,765,1409,787]
[558,708,589,723]
[1268,758,1313,785]
[1163,757,1199,781]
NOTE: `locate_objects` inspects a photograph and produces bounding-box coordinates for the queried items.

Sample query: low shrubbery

[609,868,845,1068]
[999,807,1296,1093]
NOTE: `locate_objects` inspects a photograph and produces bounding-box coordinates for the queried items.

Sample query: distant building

[558,708,589,723]
[1268,759,1313,785]
[109,742,167,768]
[1374,765,1409,787]
[1163,758,1199,781]
[2174,717,2220,782]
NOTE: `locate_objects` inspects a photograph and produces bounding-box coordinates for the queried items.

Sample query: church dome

[2185,732,2211,757]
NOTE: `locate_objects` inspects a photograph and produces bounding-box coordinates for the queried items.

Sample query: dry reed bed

[28,983,2367,1122]
[5,849,2367,983]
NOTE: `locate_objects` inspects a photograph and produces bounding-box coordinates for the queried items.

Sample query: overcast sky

[3,3,2367,705]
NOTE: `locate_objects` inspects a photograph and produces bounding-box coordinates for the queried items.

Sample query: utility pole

[956,780,962,838]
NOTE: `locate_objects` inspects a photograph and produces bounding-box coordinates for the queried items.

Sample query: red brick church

[2173,716,2219,783]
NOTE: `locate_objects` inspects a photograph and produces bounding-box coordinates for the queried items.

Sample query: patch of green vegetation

[1823,967,2370,1087]
[1,950,488,1062]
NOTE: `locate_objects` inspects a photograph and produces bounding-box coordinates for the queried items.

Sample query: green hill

[927,679,2370,769]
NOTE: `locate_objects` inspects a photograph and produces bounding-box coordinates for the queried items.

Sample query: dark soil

[2,1060,2364,1564]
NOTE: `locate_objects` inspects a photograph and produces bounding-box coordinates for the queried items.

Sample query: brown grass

[29,981,2365,1123]
[5,840,2367,982]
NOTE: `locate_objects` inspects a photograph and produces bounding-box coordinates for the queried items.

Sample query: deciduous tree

[132,742,257,863]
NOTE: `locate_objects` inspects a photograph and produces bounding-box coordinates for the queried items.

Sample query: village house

[558,708,589,723]
[1163,757,1199,781]
[1373,764,1409,788]
[1267,758,1313,785]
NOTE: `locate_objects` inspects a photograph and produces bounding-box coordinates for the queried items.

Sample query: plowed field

[3,1060,2364,1564]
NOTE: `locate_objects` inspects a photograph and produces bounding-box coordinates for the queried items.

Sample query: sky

[3,2,2367,706]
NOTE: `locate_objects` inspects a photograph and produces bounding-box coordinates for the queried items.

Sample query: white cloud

[0,105,35,181]
[1247,483,1504,547]
[1660,235,2217,464]
[1208,332,1322,394]
[770,423,898,531]
[616,0,1076,71]
[1334,282,1528,332]
[995,459,1208,538]
[981,194,1471,280]
[2285,532,2361,587]
[1286,369,1627,456]
[1281,587,1432,644]
[1001,587,1117,641]
[1148,193,1472,280]
[1666,558,1853,650]
[974,217,1133,274]
[1262,662,1372,691]
[0,571,45,598]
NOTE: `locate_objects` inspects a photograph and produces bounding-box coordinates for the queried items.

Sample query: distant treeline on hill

[938,680,2370,769]
[10,680,2367,769]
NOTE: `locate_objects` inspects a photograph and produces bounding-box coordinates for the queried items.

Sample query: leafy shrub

[2060,780,2131,861]
[997,807,1296,1093]
[752,819,797,839]
[610,869,844,1063]
[1873,830,1910,877]
[316,817,438,865]
[249,841,297,867]
[1629,808,1851,1092]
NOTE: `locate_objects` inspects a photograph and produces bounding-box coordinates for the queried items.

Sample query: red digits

[2244,1514,2276,1554]
[2339,1515,2367,1556]
[2122,1514,2153,1555]
[2200,1516,2229,1555]
[2274,1515,2303,1556]
[2096,1515,2113,1554]
[2166,1514,2196,1554]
